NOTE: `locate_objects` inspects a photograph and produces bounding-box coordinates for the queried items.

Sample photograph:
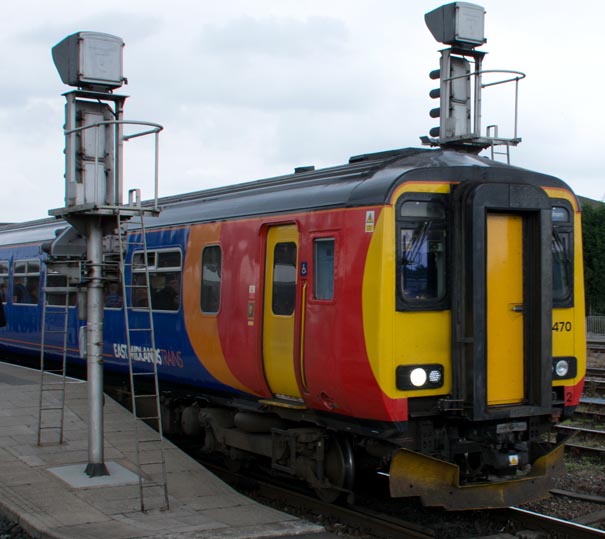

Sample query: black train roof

[0,147,575,244]
[150,147,573,227]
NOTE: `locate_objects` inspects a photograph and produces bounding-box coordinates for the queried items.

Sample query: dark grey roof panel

[0,219,63,247]
[0,148,574,244]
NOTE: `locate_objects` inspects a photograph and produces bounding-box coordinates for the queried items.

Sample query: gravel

[519,350,605,527]
[0,519,31,539]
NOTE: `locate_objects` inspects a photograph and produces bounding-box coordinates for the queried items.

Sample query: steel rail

[505,507,605,538]
[209,465,436,539]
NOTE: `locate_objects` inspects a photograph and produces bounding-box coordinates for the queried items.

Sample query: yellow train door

[486,213,525,405]
[262,225,302,399]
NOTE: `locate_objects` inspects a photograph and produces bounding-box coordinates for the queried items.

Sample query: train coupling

[388,442,565,510]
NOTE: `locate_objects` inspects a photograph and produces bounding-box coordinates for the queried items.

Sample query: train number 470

[552,321,572,332]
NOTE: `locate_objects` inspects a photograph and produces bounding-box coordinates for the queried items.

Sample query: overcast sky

[1,0,602,222]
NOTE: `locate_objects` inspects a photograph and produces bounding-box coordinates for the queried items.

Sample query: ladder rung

[135,416,160,422]
[137,436,162,442]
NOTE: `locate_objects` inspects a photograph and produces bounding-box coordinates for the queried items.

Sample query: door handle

[511,304,524,313]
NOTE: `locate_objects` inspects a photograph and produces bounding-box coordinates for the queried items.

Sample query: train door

[486,214,524,405]
[451,182,552,420]
[262,225,302,399]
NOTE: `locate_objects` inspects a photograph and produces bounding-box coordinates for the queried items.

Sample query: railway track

[206,463,436,539]
[212,461,605,539]
[558,396,605,458]
[501,507,605,538]
[226,466,605,538]
[5,357,604,538]
[587,367,605,379]
[587,339,605,352]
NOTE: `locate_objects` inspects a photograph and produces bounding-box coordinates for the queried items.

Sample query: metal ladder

[487,125,512,164]
[117,198,169,511]
[37,264,74,446]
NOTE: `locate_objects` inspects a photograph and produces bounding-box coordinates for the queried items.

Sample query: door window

[272,242,297,315]
[201,246,222,314]
[314,238,335,300]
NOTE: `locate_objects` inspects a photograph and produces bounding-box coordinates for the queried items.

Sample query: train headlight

[552,356,577,380]
[555,360,569,377]
[396,364,444,390]
[410,368,427,387]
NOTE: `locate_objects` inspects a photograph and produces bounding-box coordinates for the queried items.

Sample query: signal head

[52,32,125,92]
[425,2,486,49]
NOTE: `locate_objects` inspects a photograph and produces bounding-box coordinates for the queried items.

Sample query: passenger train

[0,147,586,509]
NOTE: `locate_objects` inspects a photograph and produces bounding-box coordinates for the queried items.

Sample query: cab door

[486,214,525,405]
[262,225,302,399]
[451,181,552,421]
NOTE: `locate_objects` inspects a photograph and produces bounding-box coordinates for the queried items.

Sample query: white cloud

[0,0,604,222]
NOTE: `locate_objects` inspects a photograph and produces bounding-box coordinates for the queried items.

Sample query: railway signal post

[421,2,525,161]
[48,32,162,478]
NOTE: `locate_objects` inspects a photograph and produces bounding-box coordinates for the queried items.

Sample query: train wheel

[315,435,355,503]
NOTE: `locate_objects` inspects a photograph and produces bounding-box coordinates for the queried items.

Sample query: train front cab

[364,176,585,509]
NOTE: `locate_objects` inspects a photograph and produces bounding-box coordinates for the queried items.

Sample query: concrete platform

[0,361,329,539]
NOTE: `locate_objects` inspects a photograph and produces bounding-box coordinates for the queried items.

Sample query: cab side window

[552,201,573,307]
[396,196,448,310]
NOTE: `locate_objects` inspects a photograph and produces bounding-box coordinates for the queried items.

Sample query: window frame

[0,260,9,303]
[313,237,335,302]
[131,247,182,312]
[200,244,222,315]
[551,198,574,308]
[271,241,297,316]
[12,258,41,306]
[395,193,449,312]
[102,254,123,310]
[45,267,78,307]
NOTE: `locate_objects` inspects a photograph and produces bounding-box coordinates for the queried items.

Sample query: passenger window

[201,246,222,314]
[103,254,123,309]
[132,249,181,311]
[12,259,40,305]
[272,242,296,315]
[552,203,573,305]
[314,239,334,300]
[396,197,447,308]
[46,269,77,306]
[0,261,8,303]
